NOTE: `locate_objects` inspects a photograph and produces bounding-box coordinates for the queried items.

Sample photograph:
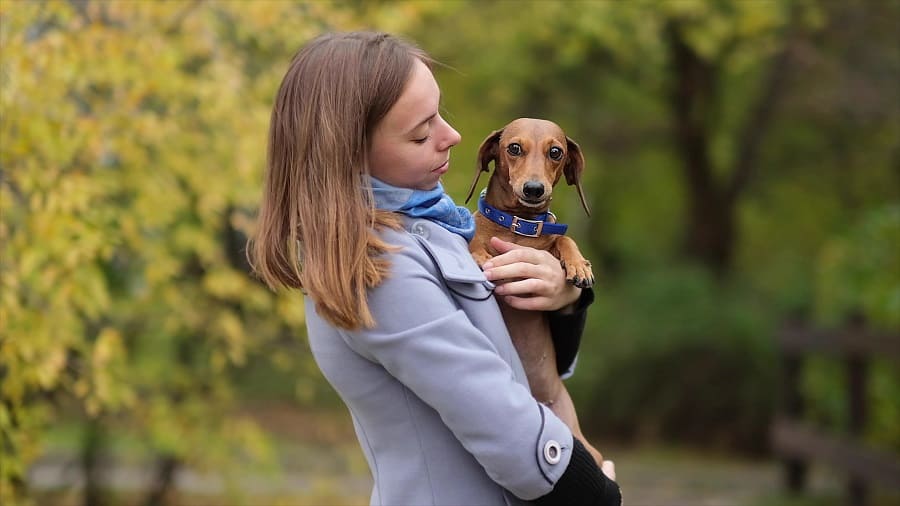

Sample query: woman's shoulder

[378,217,487,284]
[377,217,468,255]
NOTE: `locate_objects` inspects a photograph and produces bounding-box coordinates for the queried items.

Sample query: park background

[1,0,898,505]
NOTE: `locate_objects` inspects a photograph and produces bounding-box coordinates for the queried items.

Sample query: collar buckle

[510,216,543,237]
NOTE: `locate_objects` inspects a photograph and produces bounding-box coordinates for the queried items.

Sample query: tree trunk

[666,22,735,276]
[81,418,105,506]
[666,19,792,277]
[143,454,179,506]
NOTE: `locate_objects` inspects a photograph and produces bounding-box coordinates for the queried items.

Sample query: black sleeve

[534,437,621,506]
[547,287,594,376]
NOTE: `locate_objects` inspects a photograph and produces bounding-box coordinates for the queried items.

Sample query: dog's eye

[548,146,563,161]
[507,143,522,156]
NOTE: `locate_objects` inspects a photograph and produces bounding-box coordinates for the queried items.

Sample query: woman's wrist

[551,279,590,313]
[534,438,622,506]
[553,284,583,313]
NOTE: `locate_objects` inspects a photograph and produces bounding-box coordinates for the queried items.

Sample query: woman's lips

[433,160,449,174]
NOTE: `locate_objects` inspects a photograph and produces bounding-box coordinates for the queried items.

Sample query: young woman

[249,31,620,505]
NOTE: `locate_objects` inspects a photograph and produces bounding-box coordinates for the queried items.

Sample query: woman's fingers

[486,236,523,257]
[483,238,560,281]
[602,460,616,481]
[481,236,581,310]
[482,237,549,270]
[484,263,552,285]
[496,294,553,311]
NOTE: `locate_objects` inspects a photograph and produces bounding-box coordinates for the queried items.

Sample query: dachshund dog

[465,118,593,288]
[465,118,605,467]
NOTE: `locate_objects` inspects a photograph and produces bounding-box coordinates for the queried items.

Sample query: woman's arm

[548,287,593,376]
[536,438,621,506]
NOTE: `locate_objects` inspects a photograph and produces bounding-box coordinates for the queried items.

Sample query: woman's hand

[481,237,582,312]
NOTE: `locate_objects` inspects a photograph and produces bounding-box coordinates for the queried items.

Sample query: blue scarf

[367,176,475,242]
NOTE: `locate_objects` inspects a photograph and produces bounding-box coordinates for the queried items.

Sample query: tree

[1,2,359,503]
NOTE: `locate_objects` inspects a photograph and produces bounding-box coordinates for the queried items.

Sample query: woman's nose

[437,116,461,150]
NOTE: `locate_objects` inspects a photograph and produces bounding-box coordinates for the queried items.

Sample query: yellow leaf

[92,327,123,365]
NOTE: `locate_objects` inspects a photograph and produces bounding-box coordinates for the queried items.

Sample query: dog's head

[465,118,590,216]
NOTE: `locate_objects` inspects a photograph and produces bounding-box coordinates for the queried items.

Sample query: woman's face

[368,59,461,191]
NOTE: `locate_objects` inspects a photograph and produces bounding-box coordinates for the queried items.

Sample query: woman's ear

[466,128,503,203]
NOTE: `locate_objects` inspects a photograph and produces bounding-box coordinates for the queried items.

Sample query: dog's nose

[523,181,545,199]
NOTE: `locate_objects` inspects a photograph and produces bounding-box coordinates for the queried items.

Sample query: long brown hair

[248,32,429,330]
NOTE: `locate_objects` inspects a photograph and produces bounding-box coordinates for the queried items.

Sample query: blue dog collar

[477,191,568,237]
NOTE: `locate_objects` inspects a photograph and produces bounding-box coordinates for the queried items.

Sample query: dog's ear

[565,136,591,217]
[465,128,503,203]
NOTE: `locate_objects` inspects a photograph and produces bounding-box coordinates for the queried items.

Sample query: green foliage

[815,205,900,329]
[571,265,776,452]
[802,205,900,451]
[0,1,363,503]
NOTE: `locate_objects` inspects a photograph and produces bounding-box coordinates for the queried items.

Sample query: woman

[249,31,620,505]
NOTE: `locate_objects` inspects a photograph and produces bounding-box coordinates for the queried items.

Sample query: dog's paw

[564,259,594,288]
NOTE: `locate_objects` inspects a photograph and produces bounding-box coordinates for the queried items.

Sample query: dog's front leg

[468,236,496,268]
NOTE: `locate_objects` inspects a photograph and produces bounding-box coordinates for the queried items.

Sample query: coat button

[410,221,429,238]
[543,440,561,465]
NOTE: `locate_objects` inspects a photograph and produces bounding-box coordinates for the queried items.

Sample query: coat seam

[402,386,437,505]
[348,406,382,503]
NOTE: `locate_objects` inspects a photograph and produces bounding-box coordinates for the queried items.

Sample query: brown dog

[466,118,593,288]
[465,118,604,465]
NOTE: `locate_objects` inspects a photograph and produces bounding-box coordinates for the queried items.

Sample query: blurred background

[2,1,898,505]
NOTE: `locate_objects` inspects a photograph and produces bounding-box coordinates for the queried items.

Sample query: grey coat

[306,217,574,506]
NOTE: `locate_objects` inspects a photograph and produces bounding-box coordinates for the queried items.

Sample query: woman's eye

[548,146,563,160]
[413,136,429,144]
[507,143,522,156]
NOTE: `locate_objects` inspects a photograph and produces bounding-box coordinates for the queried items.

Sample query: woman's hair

[248,32,429,330]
